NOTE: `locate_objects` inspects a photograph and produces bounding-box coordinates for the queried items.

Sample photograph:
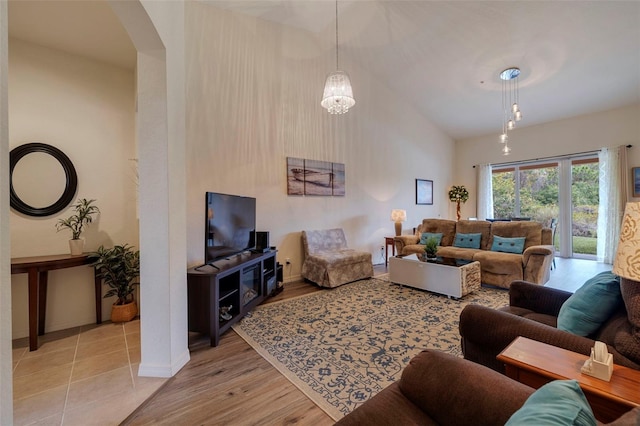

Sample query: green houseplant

[56,198,100,255]
[89,244,140,322]
[448,185,469,221]
[424,236,438,259]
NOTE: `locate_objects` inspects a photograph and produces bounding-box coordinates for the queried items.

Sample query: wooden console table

[11,253,102,351]
[497,336,640,423]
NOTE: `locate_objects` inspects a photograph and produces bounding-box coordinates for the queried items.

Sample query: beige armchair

[301,228,373,288]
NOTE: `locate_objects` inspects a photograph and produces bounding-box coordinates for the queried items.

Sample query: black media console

[187,250,277,347]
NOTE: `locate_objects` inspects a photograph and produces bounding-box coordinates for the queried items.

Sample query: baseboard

[283,274,302,284]
[137,348,190,378]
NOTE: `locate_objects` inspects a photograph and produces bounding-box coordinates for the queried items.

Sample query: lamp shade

[390,209,407,222]
[321,70,355,114]
[613,202,640,281]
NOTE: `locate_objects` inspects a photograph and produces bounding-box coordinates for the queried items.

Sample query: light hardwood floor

[124,257,611,425]
[122,279,335,426]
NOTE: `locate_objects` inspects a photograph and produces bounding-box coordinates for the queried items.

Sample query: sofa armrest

[460,304,597,373]
[522,244,553,265]
[509,280,572,316]
[394,235,419,254]
[399,349,533,425]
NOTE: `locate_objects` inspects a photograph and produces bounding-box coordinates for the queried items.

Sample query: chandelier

[499,67,523,155]
[321,0,355,114]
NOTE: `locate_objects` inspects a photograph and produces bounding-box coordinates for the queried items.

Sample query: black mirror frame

[9,142,78,217]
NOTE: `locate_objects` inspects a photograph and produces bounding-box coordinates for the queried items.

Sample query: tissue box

[581,351,613,381]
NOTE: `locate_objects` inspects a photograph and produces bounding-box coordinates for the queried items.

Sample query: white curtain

[597,146,627,264]
[476,164,494,220]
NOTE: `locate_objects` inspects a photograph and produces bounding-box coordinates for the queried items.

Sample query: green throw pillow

[505,380,596,426]
[453,233,481,249]
[491,235,525,254]
[420,232,442,245]
[557,271,622,336]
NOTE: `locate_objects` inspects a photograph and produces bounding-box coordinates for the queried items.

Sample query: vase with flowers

[448,185,469,221]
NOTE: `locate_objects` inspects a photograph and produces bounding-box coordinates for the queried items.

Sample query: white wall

[9,39,137,338]
[0,1,12,422]
[454,104,640,219]
[184,3,455,278]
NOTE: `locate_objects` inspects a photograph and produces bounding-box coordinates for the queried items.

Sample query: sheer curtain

[597,146,627,264]
[476,164,494,220]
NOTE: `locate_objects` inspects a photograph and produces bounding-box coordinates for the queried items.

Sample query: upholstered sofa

[301,228,373,288]
[394,219,554,288]
[336,349,639,425]
[459,280,640,374]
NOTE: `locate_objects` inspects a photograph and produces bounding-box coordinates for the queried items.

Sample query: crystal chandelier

[499,67,523,155]
[321,1,355,114]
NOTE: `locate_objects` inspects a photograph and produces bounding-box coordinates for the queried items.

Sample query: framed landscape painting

[634,167,640,198]
[416,179,433,205]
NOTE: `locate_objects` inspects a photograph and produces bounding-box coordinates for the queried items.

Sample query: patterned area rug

[232,277,508,421]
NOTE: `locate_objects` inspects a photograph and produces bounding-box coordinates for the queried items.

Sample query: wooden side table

[497,336,640,423]
[384,236,396,267]
[11,254,102,351]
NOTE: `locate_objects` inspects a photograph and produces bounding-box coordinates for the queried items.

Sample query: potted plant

[424,236,438,259]
[448,185,469,221]
[89,244,140,322]
[56,198,100,255]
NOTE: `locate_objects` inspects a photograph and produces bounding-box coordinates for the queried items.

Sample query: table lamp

[390,209,407,237]
[612,202,640,331]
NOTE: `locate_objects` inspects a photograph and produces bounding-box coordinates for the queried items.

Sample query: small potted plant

[56,198,100,255]
[424,237,438,260]
[448,185,469,221]
[89,244,140,322]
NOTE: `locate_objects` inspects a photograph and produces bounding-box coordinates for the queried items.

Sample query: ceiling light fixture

[321,0,355,114]
[499,67,523,155]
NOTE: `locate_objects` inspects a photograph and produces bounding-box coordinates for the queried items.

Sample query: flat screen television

[205,192,256,263]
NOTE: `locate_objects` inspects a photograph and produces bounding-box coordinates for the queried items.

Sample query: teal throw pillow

[491,235,525,254]
[453,233,481,249]
[557,271,621,336]
[420,232,442,245]
[505,380,596,426]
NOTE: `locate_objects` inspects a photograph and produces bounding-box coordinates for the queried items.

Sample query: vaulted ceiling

[8,1,640,140]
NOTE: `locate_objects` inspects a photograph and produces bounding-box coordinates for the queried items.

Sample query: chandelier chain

[335,0,339,70]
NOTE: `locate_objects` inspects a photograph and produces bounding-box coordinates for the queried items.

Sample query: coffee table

[389,254,481,298]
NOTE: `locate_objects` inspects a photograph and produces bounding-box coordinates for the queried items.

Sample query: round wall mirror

[10,143,78,217]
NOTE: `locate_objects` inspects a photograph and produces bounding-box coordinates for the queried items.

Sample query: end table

[384,236,396,267]
[497,336,640,423]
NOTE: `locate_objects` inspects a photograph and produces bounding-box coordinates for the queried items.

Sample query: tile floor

[12,319,166,426]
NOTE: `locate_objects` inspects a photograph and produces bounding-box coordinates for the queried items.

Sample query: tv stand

[187,250,277,347]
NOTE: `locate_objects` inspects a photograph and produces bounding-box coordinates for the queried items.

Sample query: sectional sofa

[394,219,554,288]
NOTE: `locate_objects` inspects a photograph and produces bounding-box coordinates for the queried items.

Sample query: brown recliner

[335,349,533,426]
[459,280,640,374]
[335,348,640,425]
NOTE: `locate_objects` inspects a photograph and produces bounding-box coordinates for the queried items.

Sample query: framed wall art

[287,157,345,196]
[416,179,433,205]
[633,167,640,198]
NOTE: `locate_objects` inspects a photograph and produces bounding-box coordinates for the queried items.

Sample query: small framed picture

[633,167,640,198]
[416,179,433,205]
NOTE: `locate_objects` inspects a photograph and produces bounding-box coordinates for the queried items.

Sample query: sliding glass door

[492,155,598,260]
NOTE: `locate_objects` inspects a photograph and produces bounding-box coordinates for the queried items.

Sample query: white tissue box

[581,349,613,381]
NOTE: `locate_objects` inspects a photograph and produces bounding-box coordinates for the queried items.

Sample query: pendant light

[498,67,523,155]
[321,0,355,114]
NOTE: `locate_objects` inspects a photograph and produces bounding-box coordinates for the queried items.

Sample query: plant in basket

[89,244,140,322]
